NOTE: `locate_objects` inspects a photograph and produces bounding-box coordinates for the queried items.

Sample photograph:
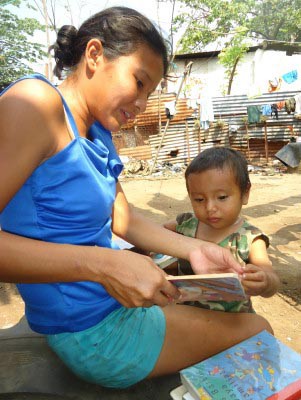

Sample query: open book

[167,273,246,302]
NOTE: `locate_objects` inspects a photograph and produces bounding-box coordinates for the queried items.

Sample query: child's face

[186,167,250,230]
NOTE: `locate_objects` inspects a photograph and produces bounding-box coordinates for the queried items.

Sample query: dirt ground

[0,170,300,354]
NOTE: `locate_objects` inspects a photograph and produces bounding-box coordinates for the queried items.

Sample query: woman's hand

[96,248,181,308]
[189,241,244,275]
[242,264,280,297]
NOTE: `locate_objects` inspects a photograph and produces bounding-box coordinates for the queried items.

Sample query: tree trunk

[227,56,240,95]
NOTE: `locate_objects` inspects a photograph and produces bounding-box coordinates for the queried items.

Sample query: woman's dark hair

[185,147,251,195]
[50,6,169,79]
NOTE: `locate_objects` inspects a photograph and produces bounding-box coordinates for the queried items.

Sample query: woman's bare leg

[149,304,272,377]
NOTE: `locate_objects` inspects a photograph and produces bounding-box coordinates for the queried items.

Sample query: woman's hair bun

[50,25,78,78]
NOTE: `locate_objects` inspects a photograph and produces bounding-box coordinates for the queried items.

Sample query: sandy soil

[0,172,300,353]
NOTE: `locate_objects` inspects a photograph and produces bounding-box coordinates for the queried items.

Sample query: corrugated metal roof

[173,42,301,60]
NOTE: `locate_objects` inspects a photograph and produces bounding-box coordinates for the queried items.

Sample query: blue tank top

[0,74,124,334]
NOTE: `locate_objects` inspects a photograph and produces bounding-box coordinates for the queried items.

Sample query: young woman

[0,6,272,389]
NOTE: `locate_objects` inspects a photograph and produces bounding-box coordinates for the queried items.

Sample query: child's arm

[242,238,280,298]
[163,220,177,232]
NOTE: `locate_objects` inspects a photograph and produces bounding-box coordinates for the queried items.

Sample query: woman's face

[89,44,164,132]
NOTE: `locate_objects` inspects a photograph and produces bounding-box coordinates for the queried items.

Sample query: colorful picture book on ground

[179,330,301,400]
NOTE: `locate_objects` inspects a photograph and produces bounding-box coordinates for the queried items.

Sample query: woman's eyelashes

[135,75,156,99]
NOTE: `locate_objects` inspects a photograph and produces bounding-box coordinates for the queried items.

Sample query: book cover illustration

[180,330,301,400]
[167,273,246,302]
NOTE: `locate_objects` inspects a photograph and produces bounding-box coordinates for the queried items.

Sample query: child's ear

[242,183,251,205]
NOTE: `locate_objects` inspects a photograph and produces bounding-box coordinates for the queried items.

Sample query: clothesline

[247,93,301,123]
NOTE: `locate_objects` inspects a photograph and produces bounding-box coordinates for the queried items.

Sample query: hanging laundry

[268,77,282,92]
[285,98,296,114]
[261,104,272,116]
[282,70,298,84]
[200,120,210,130]
[247,105,261,123]
[294,93,301,116]
[271,104,279,120]
[164,100,176,120]
[277,101,285,110]
[197,96,214,131]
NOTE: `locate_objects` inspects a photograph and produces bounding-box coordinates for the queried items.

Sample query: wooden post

[264,121,269,163]
[149,61,193,174]
[197,103,201,154]
[185,120,191,163]
[245,123,250,161]
[158,88,162,136]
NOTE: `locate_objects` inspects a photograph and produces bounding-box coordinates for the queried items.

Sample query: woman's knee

[255,314,273,335]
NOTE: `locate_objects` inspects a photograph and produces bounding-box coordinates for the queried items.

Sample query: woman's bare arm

[0,79,73,209]
[163,220,177,231]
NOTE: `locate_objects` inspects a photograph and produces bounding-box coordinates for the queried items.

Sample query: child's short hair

[185,147,251,195]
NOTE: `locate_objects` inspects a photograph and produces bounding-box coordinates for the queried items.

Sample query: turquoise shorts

[46,305,166,388]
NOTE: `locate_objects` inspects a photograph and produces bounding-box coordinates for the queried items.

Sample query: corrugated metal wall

[116,90,301,165]
[213,90,301,162]
[120,92,194,129]
[148,120,230,165]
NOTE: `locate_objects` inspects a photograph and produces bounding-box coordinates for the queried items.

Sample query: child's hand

[242,264,277,297]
